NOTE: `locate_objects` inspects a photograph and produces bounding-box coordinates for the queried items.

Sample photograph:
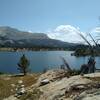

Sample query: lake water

[0,51,100,73]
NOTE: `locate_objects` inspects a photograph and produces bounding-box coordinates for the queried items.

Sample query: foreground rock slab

[38,75,92,100]
[3,71,100,100]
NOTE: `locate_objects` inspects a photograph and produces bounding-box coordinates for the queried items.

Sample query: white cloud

[28,30,32,33]
[54,25,79,34]
[91,27,100,34]
[89,27,100,44]
[47,25,86,43]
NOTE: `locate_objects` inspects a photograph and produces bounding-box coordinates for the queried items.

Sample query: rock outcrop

[38,75,92,100]
[3,70,100,100]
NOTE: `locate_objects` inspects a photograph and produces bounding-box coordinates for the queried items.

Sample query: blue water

[0,51,100,73]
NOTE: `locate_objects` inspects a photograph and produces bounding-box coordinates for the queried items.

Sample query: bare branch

[60,57,72,71]
[77,32,92,48]
[88,33,98,46]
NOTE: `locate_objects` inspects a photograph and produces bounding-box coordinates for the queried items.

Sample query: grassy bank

[0,73,40,100]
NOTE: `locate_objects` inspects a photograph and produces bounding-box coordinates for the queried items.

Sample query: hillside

[0,26,78,49]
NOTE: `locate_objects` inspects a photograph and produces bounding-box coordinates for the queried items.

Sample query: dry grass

[20,89,43,100]
[84,76,100,82]
[0,73,40,100]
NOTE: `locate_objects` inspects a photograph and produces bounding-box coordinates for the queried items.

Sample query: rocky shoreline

[1,69,100,100]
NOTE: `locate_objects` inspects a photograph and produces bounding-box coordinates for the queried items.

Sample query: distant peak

[0,26,49,40]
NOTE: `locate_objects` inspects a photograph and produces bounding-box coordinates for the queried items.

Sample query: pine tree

[17,54,30,75]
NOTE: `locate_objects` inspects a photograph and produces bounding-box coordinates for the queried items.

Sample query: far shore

[0,47,73,52]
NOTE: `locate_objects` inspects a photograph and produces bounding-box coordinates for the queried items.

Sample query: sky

[0,0,100,43]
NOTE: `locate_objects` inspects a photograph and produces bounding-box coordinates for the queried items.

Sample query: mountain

[0,26,78,49]
[0,26,49,40]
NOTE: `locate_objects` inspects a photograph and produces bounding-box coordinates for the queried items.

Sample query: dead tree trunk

[61,57,72,71]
